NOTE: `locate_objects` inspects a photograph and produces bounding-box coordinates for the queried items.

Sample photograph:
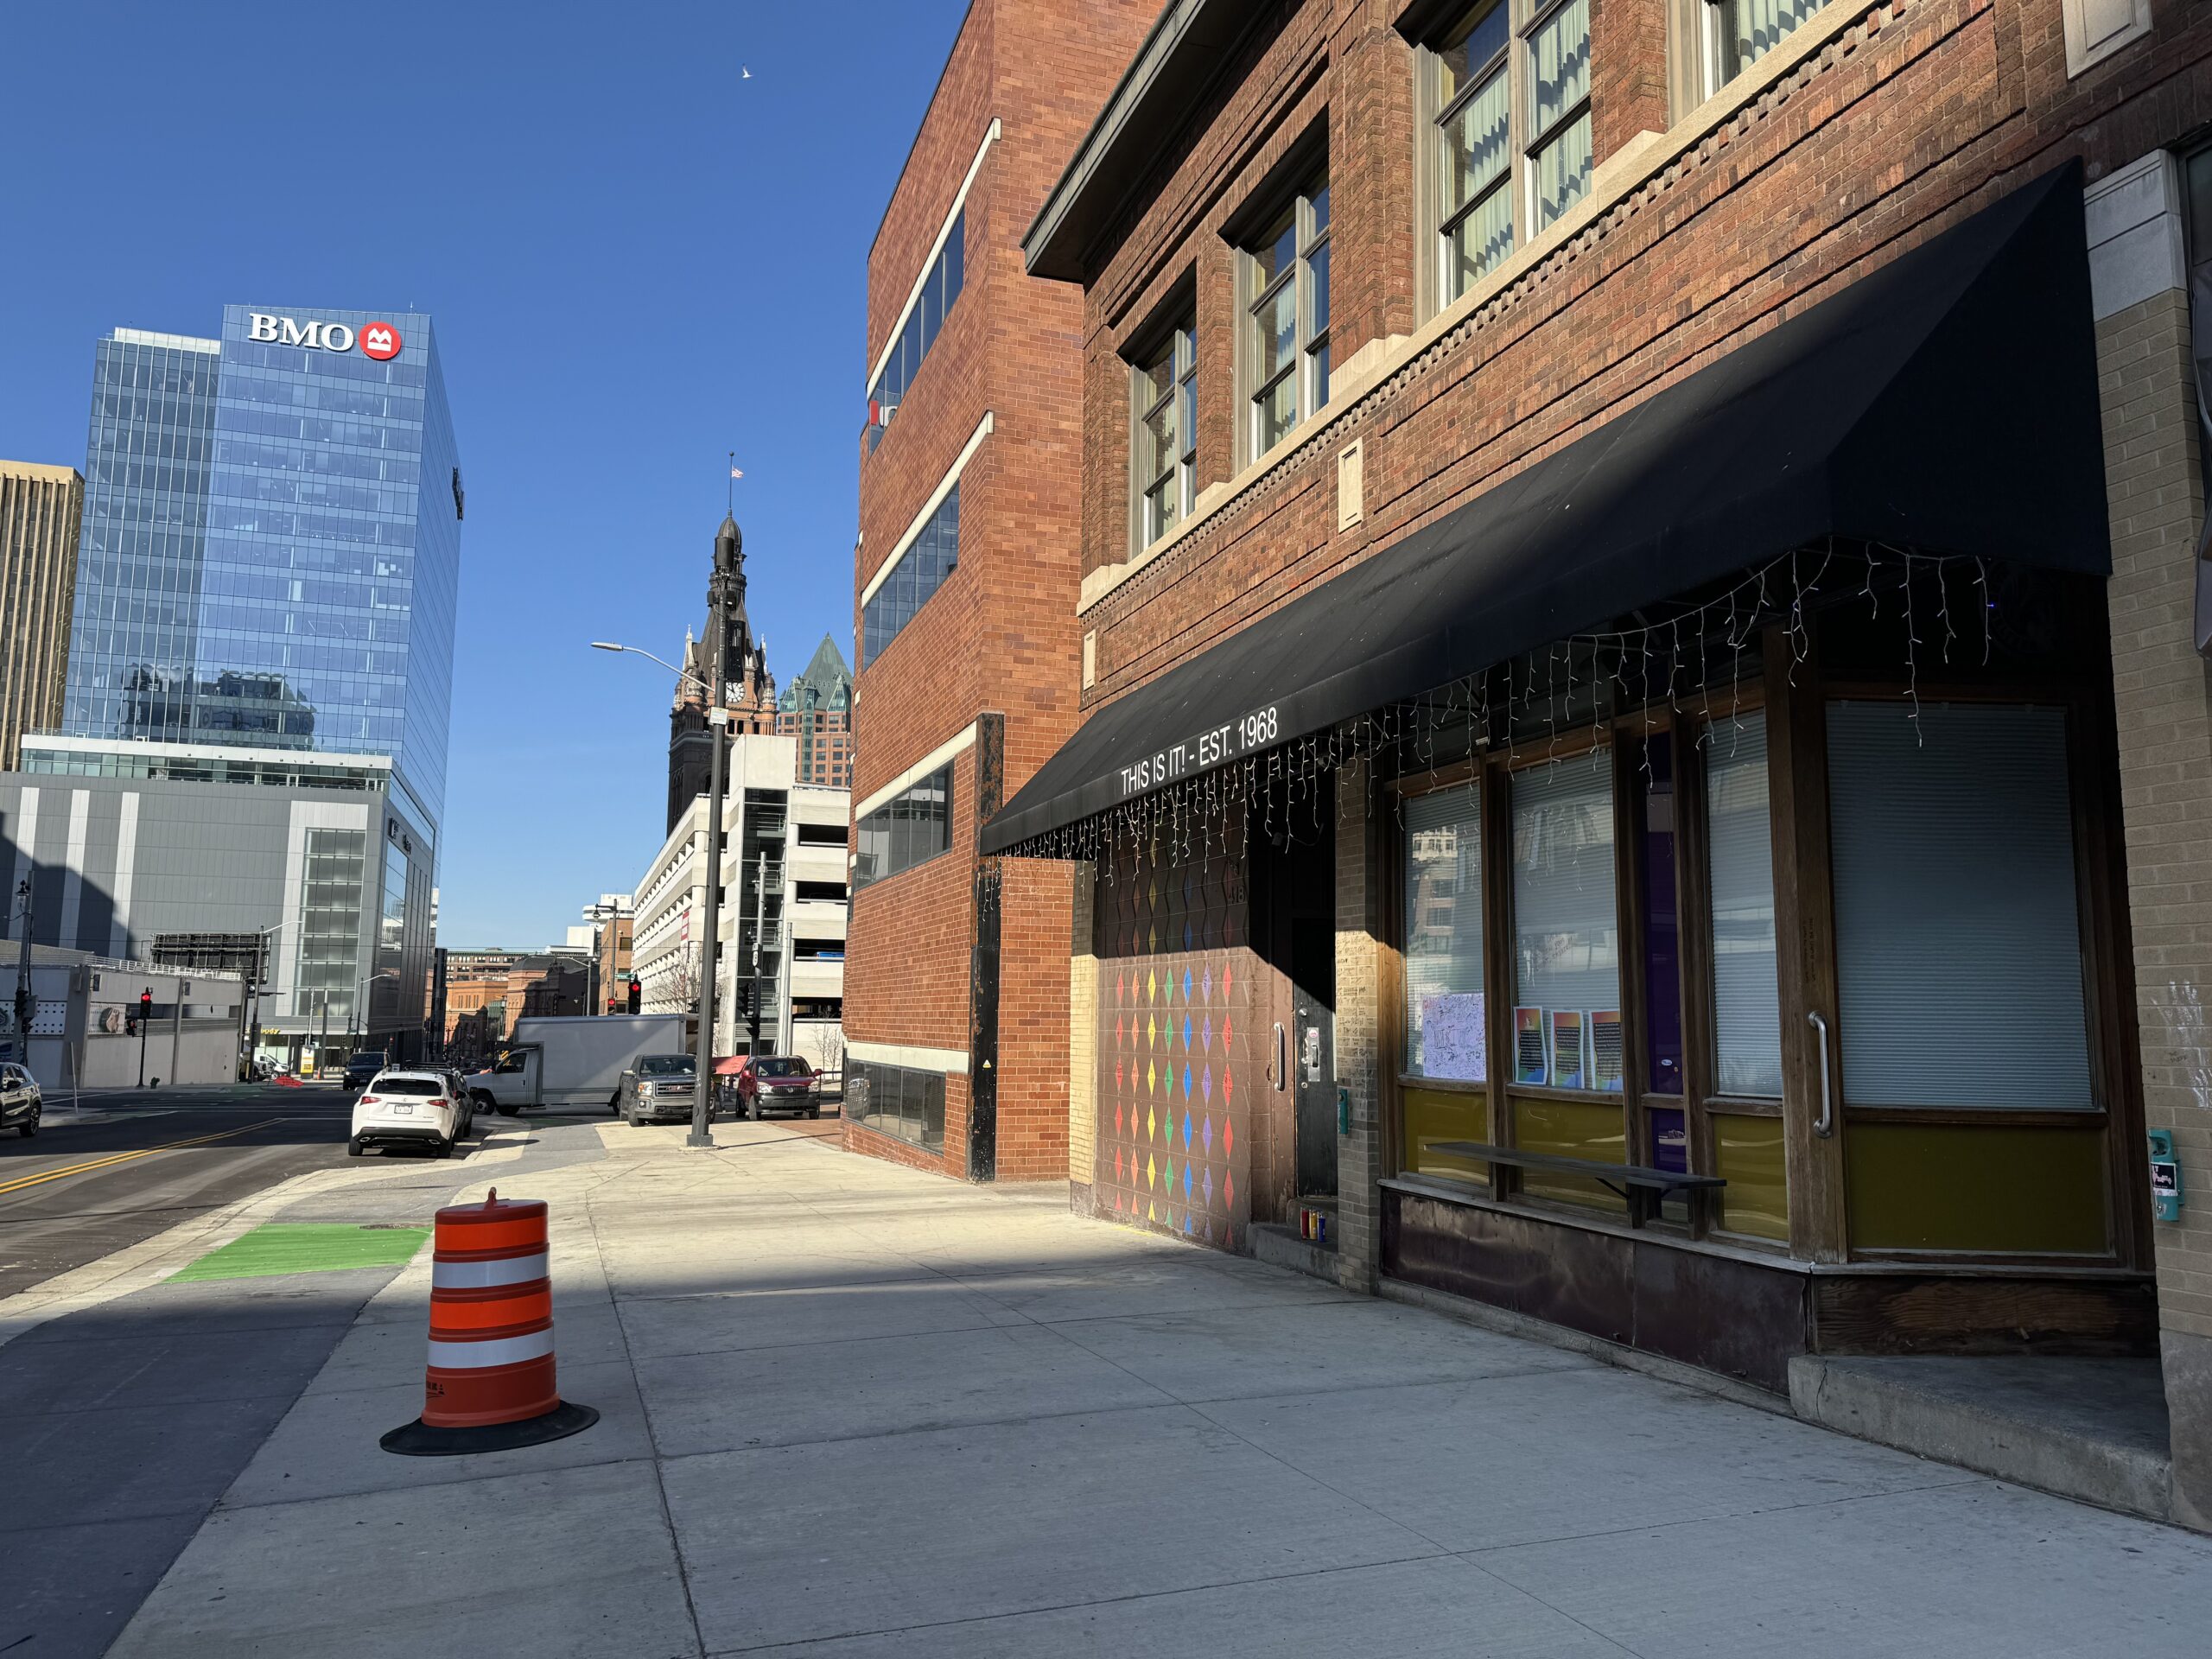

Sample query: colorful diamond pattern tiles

[1093,822,1254,1251]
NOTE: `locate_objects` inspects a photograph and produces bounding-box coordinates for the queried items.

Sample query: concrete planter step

[1789,1353,2174,1525]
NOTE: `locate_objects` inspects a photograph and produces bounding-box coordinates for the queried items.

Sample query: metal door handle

[1808,1011,1834,1138]
[1274,1023,1287,1091]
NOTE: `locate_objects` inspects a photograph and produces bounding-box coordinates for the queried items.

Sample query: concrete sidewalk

[110,1119,2212,1657]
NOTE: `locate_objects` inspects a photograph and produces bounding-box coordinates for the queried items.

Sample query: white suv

[349,1068,471,1158]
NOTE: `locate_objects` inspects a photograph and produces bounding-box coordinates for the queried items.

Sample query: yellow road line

[0,1118,285,1198]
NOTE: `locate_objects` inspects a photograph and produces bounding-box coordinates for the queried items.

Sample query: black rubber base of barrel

[380,1400,599,1457]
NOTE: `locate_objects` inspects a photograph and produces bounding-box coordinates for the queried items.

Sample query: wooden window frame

[1380,595,2145,1270]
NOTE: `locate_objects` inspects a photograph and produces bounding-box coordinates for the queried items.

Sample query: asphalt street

[0,1084,360,1301]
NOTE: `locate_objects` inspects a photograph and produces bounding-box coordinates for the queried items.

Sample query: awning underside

[982,163,2107,857]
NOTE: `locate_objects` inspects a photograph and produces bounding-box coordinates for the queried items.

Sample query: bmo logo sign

[247,314,403,360]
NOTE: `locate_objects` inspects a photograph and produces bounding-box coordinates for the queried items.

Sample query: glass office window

[867,209,965,441]
[861,486,958,665]
[1826,701,2092,1109]
[1404,783,1486,1081]
[1510,757,1619,1089]
[854,765,954,891]
[1707,711,1783,1096]
[1434,0,1516,301]
[1527,0,1592,230]
[852,1058,946,1151]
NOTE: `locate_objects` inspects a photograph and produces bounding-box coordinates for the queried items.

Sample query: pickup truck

[466,1014,686,1115]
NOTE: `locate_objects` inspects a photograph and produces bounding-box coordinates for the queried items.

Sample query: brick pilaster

[1334,752,1385,1292]
[2091,151,2212,1530]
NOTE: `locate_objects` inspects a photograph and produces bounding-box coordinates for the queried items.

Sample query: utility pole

[318,990,329,1077]
[690,512,741,1149]
[170,978,187,1084]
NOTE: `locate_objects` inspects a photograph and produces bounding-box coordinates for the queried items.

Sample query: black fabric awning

[983,162,2109,856]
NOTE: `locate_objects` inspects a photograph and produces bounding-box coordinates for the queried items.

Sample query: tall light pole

[591,510,743,1149]
[11,877,33,1065]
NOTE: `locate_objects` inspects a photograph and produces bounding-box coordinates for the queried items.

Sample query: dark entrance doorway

[1250,770,1336,1223]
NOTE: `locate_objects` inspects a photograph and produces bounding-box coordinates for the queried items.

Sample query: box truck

[465,1014,685,1115]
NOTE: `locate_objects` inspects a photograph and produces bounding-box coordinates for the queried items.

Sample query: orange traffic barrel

[381,1189,597,1456]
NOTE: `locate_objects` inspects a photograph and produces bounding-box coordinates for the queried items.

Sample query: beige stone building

[0,461,82,772]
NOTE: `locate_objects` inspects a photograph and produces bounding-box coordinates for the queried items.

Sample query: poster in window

[1421,992,1487,1082]
[1590,1009,1624,1092]
[1548,1008,1586,1090]
[1514,1006,1547,1085]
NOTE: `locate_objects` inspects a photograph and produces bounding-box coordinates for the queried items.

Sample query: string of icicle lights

[1011,540,1994,876]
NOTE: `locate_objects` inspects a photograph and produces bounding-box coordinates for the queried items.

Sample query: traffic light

[626,977,641,1014]
[735,980,752,1018]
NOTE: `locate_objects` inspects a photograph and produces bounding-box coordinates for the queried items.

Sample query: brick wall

[847,0,1158,1180]
[1074,0,2212,696]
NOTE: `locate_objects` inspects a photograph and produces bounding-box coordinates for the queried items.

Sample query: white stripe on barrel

[429,1327,556,1369]
[431,1251,550,1289]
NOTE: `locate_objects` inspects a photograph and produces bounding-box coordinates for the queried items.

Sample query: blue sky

[0,0,969,948]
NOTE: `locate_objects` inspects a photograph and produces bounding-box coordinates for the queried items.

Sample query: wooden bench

[1430,1141,1727,1227]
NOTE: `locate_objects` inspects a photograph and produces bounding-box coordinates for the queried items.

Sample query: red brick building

[982,0,2212,1525]
[844,0,1160,1180]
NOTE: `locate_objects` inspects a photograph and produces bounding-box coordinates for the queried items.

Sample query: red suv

[733,1055,822,1120]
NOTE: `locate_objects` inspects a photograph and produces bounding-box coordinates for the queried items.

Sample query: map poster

[1421,992,1486,1082]
[1515,1006,1548,1085]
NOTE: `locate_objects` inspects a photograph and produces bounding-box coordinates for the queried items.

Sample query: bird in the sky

[741,66,752,79]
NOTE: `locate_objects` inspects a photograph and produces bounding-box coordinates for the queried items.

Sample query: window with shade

[1419,0,1592,313]
[1525,0,1592,232]
[1825,701,2093,1110]
[1243,170,1332,460]
[1133,321,1197,548]
[1431,1,1516,302]
[1510,757,1620,1090]
[1707,0,1825,92]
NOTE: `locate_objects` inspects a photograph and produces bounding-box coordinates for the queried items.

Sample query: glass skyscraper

[65,305,460,839]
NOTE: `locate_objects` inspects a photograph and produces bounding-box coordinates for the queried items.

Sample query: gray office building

[0,308,460,1065]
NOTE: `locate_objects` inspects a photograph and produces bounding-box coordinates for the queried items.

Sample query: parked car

[342,1050,387,1092]
[349,1067,469,1157]
[618,1053,698,1127]
[734,1055,823,1120]
[1,1063,41,1138]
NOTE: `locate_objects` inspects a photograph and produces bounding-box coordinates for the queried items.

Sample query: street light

[590,513,741,1150]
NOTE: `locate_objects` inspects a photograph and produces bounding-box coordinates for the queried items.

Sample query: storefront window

[1404,783,1485,1081]
[1510,756,1620,1089]
[1827,701,2092,1109]
[1707,710,1783,1096]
